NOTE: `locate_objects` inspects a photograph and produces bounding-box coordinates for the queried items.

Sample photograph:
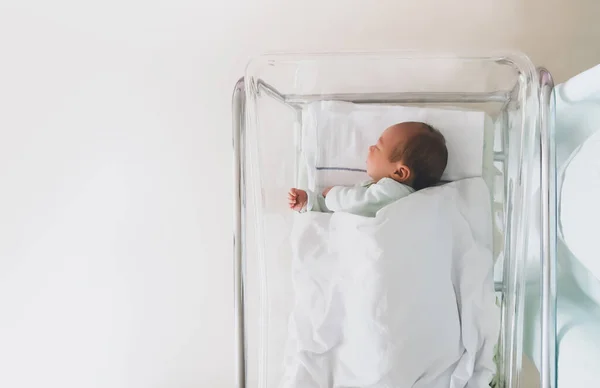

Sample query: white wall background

[0,1,599,387]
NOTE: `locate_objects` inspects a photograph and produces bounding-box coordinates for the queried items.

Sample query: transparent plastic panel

[246,53,523,98]
[239,52,547,388]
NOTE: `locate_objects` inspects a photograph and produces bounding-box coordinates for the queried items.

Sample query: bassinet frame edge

[232,67,556,388]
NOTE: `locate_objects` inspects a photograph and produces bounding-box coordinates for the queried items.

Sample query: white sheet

[561,129,600,296]
[302,101,486,189]
[281,178,499,388]
[551,64,600,388]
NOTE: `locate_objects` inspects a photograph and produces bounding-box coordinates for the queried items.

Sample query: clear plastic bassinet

[233,52,556,388]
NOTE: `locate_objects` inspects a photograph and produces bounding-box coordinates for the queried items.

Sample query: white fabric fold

[281,178,499,388]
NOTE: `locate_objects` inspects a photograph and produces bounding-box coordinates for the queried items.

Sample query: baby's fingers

[288,188,301,210]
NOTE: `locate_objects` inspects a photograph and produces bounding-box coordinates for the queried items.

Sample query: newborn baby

[288,122,448,217]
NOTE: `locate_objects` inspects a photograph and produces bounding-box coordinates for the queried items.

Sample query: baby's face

[366,123,418,182]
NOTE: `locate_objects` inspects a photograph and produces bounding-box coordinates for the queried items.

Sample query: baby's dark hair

[390,122,448,190]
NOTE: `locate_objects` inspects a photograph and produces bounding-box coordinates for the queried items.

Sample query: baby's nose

[369,145,375,152]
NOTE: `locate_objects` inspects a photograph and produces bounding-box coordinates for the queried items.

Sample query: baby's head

[366,122,448,190]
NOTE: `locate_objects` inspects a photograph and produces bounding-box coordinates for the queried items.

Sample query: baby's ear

[394,164,411,182]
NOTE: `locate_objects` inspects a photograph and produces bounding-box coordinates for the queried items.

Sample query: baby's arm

[324,181,410,215]
[306,189,331,212]
[288,188,331,213]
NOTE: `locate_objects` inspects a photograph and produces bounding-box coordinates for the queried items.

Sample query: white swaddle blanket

[281,179,499,388]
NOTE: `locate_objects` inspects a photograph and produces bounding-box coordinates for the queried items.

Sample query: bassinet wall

[232,52,556,388]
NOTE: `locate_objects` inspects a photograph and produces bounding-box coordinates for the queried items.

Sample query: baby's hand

[288,188,307,211]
